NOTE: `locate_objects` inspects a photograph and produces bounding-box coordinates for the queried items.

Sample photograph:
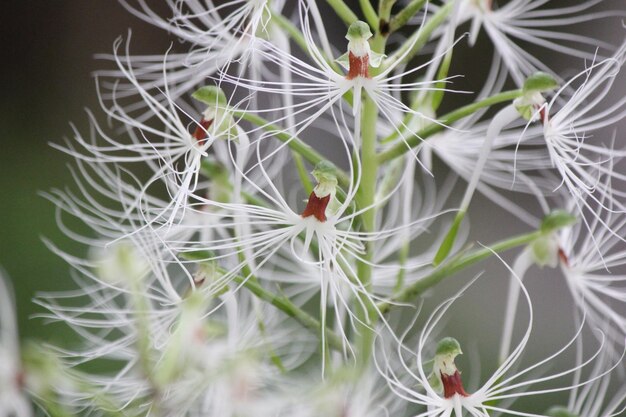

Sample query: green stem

[271,11,344,75]
[229,273,345,352]
[379,0,397,26]
[389,0,427,33]
[181,252,344,351]
[326,0,359,26]
[377,89,523,163]
[353,32,387,369]
[383,1,454,71]
[231,110,351,186]
[360,0,379,29]
[293,152,314,194]
[377,230,542,313]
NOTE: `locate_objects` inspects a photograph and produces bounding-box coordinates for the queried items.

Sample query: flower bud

[192,86,237,141]
[514,72,558,121]
[530,233,560,268]
[94,240,148,286]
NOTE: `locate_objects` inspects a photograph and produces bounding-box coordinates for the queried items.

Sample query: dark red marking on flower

[441,370,469,398]
[15,370,25,389]
[558,247,569,267]
[301,191,330,222]
[534,105,548,125]
[347,52,370,80]
[193,118,214,143]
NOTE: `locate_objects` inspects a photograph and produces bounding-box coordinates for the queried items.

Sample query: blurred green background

[0,1,174,342]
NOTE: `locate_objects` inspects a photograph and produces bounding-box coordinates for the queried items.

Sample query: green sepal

[540,210,577,234]
[435,337,462,356]
[336,51,350,70]
[192,86,228,106]
[346,21,372,40]
[523,72,559,94]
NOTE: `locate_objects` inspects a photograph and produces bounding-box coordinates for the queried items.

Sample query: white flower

[219,4,458,150]
[0,273,31,417]
[450,0,625,86]
[55,42,252,231]
[556,190,626,350]
[280,366,406,417]
[546,347,626,417]
[378,265,615,417]
[541,40,626,230]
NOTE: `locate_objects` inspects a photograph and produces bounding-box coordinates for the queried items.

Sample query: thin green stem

[181,252,345,351]
[389,0,427,33]
[377,89,523,163]
[232,110,351,186]
[293,152,314,194]
[383,1,454,71]
[377,230,542,313]
[229,274,345,351]
[360,0,379,29]
[379,0,397,26]
[271,11,344,75]
[326,0,359,26]
[353,31,387,369]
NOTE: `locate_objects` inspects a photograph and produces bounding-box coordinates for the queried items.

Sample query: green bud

[540,210,577,234]
[346,21,372,41]
[523,72,559,95]
[96,240,147,286]
[530,234,559,268]
[192,86,228,107]
[546,406,579,417]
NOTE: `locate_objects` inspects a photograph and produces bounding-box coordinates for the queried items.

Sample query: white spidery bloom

[545,345,626,417]
[0,273,31,417]
[557,189,626,350]
[378,263,620,417]
[539,40,626,228]
[449,0,626,86]
[56,44,251,231]
[219,3,459,150]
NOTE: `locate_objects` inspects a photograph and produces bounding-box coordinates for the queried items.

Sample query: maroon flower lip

[346,52,370,80]
[441,370,469,399]
[301,191,331,222]
[193,118,214,143]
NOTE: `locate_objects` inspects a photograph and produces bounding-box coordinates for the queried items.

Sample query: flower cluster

[4,1,626,416]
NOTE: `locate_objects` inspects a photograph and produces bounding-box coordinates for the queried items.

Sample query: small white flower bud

[94,240,148,286]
